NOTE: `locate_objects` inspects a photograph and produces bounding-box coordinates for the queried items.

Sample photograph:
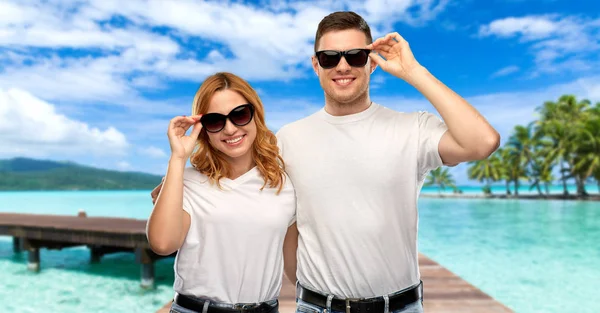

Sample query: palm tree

[467,153,501,195]
[497,147,514,195]
[425,167,457,194]
[572,113,600,194]
[535,95,591,196]
[505,123,539,196]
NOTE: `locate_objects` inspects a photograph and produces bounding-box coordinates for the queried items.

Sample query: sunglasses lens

[201,115,225,132]
[318,51,341,68]
[345,49,369,67]
[230,105,253,126]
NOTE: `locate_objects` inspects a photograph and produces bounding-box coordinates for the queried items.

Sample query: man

[152,10,499,313]
[274,11,499,313]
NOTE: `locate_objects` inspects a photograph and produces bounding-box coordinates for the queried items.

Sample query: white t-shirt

[173,166,296,304]
[276,102,447,298]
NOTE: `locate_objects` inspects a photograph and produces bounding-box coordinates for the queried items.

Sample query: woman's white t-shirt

[173,166,296,304]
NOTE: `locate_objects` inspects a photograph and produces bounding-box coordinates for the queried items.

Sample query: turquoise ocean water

[0,187,598,313]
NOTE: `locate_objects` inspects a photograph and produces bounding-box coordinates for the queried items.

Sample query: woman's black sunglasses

[200,104,255,133]
[315,49,371,69]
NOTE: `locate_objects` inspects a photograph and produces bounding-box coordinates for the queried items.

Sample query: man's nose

[335,55,351,73]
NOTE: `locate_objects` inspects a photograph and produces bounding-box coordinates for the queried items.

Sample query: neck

[226,152,255,180]
[324,91,372,116]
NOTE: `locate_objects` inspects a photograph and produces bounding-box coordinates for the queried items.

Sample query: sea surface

[0,187,598,313]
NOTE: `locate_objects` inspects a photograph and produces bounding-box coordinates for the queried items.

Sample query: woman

[146,72,297,313]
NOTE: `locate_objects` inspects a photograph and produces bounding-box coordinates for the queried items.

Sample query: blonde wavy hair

[190,72,286,194]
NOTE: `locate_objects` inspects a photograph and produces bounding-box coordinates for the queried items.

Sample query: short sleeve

[181,169,195,217]
[417,111,448,179]
[275,127,286,157]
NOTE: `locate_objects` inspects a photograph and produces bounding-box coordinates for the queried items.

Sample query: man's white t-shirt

[173,166,296,304]
[276,102,447,298]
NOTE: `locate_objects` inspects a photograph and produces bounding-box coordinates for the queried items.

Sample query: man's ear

[311,55,319,75]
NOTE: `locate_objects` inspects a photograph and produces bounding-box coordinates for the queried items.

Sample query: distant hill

[0,157,163,191]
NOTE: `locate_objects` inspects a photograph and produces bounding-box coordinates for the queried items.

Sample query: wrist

[404,64,429,86]
[168,157,187,168]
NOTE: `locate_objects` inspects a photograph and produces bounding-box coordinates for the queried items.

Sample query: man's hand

[366,32,423,83]
[151,177,165,205]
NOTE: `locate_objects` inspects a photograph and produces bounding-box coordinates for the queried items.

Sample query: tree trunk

[536,183,542,196]
[514,179,520,196]
[560,162,569,195]
[576,176,588,197]
[545,183,550,195]
[505,180,511,195]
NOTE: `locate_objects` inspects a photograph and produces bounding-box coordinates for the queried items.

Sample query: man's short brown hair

[314,11,373,52]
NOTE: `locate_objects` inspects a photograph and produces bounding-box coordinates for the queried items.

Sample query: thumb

[369,51,386,69]
[190,117,203,138]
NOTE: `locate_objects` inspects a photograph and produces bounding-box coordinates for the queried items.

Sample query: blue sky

[0,0,599,185]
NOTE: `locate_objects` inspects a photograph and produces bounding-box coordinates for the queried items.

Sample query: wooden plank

[156,254,513,313]
[0,213,147,234]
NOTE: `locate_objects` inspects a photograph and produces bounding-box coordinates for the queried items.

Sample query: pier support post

[27,248,40,272]
[141,263,155,289]
[136,248,155,289]
[13,237,22,253]
[90,246,102,263]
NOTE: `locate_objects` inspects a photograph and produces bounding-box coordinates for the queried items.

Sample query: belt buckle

[233,303,259,312]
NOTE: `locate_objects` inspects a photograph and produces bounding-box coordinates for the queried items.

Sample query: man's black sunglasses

[315,49,371,69]
[200,104,255,133]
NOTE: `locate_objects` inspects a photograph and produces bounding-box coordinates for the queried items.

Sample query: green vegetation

[425,167,458,194]
[0,157,163,191]
[467,95,600,197]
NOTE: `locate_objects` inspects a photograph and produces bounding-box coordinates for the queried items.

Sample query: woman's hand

[167,115,203,161]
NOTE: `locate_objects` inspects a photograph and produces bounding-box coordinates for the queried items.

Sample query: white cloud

[0,0,450,106]
[491,65,520,78]
[139,146,167,159]
[478,15,600,76]
[0,88,129,158]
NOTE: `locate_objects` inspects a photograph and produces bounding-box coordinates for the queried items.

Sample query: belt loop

[326,294,334,313]
[202,300,210,313]
[383,295,389,313]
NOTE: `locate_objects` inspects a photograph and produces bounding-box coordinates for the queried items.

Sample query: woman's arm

[146,158,191,256]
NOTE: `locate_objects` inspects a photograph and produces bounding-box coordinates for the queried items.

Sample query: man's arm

[407,66,500,166]
[367,33,500,166]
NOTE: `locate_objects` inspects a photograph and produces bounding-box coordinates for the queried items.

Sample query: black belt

[297,282,423,313]
[174,294,278,313]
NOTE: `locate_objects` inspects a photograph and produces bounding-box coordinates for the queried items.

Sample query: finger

[374,43,392,53]
[388,32,406,44]
[374,49,391,60]
[369,51,386,68]
[190,115,203,138]
[370,37,387,49]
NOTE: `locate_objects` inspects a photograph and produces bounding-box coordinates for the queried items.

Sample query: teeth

[225,136,243,144]
[336,79,352,84]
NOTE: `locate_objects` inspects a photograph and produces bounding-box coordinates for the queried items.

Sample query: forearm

[146,157,187,255]
[407,66,500,157]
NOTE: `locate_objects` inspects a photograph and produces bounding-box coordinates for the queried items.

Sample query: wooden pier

[0,212,169,289]
[0,212,513,312]
[156,254,514,313]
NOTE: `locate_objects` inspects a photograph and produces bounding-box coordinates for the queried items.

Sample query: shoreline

[420,193,600,201]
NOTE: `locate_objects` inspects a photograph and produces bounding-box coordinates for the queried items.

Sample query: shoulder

[372,103,422,124]
[276,110,322,139]
[182,167,210,186]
